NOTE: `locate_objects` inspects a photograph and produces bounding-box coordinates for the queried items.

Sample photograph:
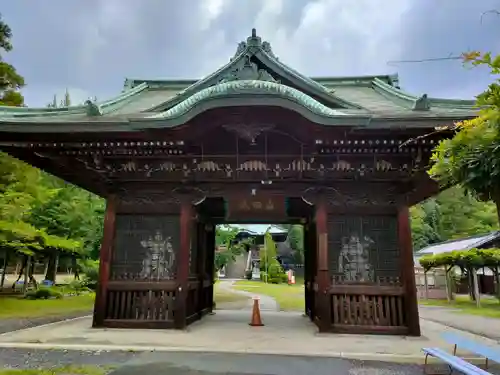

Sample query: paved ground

[0,312,92,334]
[0,347,138,370]
[0,309,498,362]
[419,305,500,341]
[218,279,280,311]
[0,348,427,375]
[110,352,427,375]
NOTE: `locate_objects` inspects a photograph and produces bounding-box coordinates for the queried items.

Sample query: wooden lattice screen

[327,215,400,281]
[111,214,181,281]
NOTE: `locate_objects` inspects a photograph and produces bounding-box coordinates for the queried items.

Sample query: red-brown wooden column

[315,198,331,332]
[205,225,216,313]
[174,198,193,329]
[397,205,421,336]
[196,221,208,317]
[92,195,116,328]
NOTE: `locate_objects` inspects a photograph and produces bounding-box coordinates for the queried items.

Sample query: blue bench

[422,347,491,375]
[441,332,500,370]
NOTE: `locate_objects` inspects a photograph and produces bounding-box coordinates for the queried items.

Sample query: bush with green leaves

[79,259,99,290]
[24,287,63,300]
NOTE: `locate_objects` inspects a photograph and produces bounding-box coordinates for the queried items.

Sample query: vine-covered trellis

[418,248,500,305]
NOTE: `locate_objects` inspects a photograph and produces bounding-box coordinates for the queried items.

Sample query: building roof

[416,231,500,257]
[0,29,477,133]
[225,224,287,236]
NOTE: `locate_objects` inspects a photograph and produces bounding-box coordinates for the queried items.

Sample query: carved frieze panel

[302,184,401,207]
[73,154,417,183]
[222,123,275,144]
[111,215,180,281]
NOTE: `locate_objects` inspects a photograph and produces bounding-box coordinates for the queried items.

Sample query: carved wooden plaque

[225,193,286,221]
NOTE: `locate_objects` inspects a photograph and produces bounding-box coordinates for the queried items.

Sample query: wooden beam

[397,205,421,336]
[92,195,117,327]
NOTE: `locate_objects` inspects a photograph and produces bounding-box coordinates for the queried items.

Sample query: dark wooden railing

[102,278,214,329]
[326,276,408,335]
[104,281,177,328]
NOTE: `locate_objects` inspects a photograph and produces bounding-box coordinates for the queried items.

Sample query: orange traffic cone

[249,296,264,327]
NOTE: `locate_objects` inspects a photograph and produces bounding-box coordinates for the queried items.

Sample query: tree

[287,225,304,264]
[410,186,498,251]
[213,225,249,274]
[47,90,73,108]
[0,14,24,106]
[429,51,500,222]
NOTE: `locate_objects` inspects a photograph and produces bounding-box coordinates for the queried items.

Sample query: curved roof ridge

[0,102,88,118]
[254,47,362,109]
[90,82,150,116]
[146,79,354,120]
[142,50,249,113]
[315,74,399,87]
[373,77,477,111]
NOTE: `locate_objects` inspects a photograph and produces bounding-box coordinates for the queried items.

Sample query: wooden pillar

[174,199,192,329]
[303,223,310,317]
[197,221,208,317]
[206,225,216,313]
[92,195,116,328]
[397,205,421,336]
[315,199,331,332]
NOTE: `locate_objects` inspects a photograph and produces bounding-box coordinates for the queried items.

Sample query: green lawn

[0,365,113,375]
[0,294,95,319]
[233,279,304,311]
[420,295,500,318]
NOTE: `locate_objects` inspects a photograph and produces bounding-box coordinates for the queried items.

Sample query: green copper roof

[147,80,356,122]
[0,28,478,128]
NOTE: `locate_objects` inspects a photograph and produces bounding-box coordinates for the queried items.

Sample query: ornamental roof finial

[251,28,257,38]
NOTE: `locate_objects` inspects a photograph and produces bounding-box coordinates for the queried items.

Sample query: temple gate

[0,29,477,335]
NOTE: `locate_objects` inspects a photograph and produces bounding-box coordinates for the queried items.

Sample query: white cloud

[199,0,229,31]
[3,0,496,105]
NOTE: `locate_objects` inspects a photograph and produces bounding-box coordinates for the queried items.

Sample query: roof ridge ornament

[85,100,103,116]
[412,94,431,111]
[220,55,278,83]
[231,28,276,59]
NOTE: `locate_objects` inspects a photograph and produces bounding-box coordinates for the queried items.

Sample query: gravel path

[0,311,91,334]
[0,349,427,375]
[0,348,139,371]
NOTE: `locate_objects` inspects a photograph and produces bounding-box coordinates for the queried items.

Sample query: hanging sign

[225,193,286,220]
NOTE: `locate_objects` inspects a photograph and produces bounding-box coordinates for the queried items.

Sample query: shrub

[25,287,63,300]
[80,260,99,290]
[280,273,289,283]
[245,270,253,280]
[67,280,91,295]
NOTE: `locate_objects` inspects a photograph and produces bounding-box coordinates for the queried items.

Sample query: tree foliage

[214,225,251,272]
[0,14,24,106]
[429,51,500,218]
[411,186,498,251]
[419,248,500,272]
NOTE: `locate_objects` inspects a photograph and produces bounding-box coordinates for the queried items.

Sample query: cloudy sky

[2,0,500,107]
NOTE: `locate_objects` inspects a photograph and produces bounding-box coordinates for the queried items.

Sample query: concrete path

[419,305,500,341]
[0,310,498,363]
[109,352,426,375]
[218,279,280,311]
